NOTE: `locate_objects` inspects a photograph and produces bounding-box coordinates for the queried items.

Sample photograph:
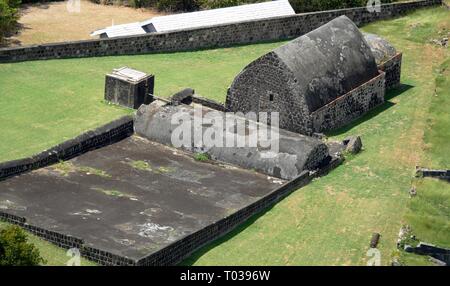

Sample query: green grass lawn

[0,6,448,266]
[0,41,285,162]
[397,57,450,265]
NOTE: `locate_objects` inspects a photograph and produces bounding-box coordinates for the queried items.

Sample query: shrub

[200,0,398,13]
[198,0,260,9]
[20,0,63,3]
[0,0,21,41]
[288,0,397,13]
[194,152,211,161]
[156,0,201,11]
[128,0,154,8]
[90,0,399,12]
[0,225,45,266]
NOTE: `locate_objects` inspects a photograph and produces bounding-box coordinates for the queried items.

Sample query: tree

[0,0,21,42]
[0,225,45,266]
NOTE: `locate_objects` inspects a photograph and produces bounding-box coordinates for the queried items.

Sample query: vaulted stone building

[226,16,386,135]
[363,33,402,90]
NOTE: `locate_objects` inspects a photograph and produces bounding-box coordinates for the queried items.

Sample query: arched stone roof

[363,33,398,65]
[271,15,379,112]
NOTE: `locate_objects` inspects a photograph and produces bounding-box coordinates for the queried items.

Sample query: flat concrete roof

[109,67,149,82]
[0,136,283,261]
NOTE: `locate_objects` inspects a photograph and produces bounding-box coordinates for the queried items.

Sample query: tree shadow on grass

[180,203,278,266]
[326,84,414,137]
[0,23,29,48]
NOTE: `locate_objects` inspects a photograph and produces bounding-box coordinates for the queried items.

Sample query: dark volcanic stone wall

[226,52,313,135]
[364,33,403,90]
[379,53,402,90]
[0,0,441,63]
[310,72,385,132]
[0,115,134,181]
[0,210,135,265]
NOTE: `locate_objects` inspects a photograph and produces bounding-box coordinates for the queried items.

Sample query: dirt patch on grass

[3,1,165,47]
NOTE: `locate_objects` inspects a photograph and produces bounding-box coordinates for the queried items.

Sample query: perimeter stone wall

[0,0,441,63]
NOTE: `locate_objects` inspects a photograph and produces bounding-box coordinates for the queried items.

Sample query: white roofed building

[91,0,295,38]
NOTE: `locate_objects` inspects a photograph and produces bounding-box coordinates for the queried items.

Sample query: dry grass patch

[3,0,165,47]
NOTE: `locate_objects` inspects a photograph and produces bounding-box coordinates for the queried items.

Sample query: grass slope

[398,57,450,265]
[0,6,448,266]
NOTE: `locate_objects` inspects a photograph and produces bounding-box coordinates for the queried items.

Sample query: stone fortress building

[2,0,431,262]
[226,16,402,135]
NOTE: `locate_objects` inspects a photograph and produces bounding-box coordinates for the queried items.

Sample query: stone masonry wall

[0,115,134,181]
[0,0,441,63]
[0,211,84,251]
[0,211,135,265]
[191,95,226,112]
[379,53,403,90]
[311,72,385,132]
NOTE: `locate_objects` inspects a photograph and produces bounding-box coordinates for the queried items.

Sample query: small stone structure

[226,16,385,135]
[105,67,155,109]
[364,33,402,90]
[134,101,330,180]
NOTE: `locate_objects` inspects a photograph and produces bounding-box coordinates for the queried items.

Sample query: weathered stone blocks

[227,16,385,135]
[310,72,385,132]
[364,33,402,90]
[134,102,330,180]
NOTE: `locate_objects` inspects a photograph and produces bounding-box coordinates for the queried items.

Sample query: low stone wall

[0,0,441,63]
[311,71,386,132]
[0,211,84,251]
[81,246,135,266]
[191,95,226,112]
[416,167,450,179]
[379,53,403,90]
[0,210,135,265]
[0,115,134,181]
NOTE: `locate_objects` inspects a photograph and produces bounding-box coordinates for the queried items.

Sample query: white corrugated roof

[91,22,146,38]
[142,0,295,33]
[91,0,295,38]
